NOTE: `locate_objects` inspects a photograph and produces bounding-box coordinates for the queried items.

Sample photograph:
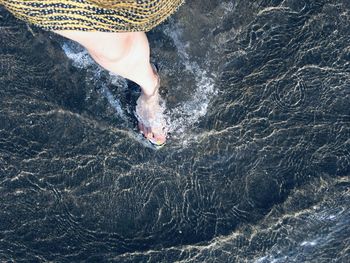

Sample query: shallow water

[0,0,349,262]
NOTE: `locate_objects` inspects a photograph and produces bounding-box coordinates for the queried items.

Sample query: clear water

[0,0,349,262]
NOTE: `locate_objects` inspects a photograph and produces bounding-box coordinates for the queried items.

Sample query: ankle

[140,64,159,97]
[139,92,159,106]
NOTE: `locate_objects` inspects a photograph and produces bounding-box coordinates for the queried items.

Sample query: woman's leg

[53,30,166,144]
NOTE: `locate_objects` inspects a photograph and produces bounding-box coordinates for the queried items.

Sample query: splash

[60,41,129,123]
[61,42,93,69]
[60,24,218,144]
[163,23,217,137]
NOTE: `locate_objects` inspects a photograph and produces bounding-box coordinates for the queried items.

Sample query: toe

[138,122,149,137]
[152,132,166,145]
[138,122,144,134]
[145,127,153,139]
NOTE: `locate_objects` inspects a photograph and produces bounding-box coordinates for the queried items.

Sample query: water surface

[0,0,349,262]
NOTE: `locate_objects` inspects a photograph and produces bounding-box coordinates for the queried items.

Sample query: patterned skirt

[0,0,184,32]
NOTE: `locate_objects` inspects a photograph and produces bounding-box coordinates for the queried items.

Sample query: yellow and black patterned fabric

[0,0,184,32]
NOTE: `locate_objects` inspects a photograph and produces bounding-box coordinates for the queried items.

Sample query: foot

[135,92,167,146]
[135,66,167,146]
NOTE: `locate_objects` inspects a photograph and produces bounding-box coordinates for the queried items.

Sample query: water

[0,0,349,262]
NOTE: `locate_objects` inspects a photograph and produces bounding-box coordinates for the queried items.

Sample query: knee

[87,33,134,64]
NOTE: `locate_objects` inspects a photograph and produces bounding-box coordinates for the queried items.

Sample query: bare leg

[53,30,166,144]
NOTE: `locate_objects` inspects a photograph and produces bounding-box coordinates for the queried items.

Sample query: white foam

[163,24,217,137]
[61,43,93,68]
[300,240,318,247]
